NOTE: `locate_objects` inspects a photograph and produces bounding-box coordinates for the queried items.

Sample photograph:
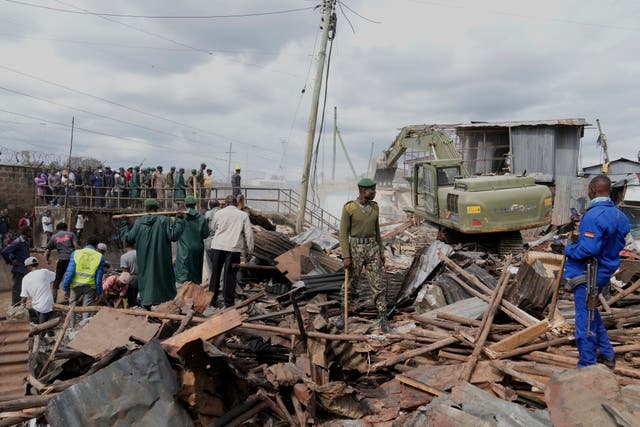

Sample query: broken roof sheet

[403,118,589,132]
[0,320,29,399]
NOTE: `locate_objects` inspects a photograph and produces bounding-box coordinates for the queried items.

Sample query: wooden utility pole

[63,116,74,229]
[332,106,337,181]
[296,0,335,233]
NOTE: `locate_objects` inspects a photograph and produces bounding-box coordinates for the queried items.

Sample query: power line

[4,1,316,19]
[338,1,381,24]
[0,63,278,156]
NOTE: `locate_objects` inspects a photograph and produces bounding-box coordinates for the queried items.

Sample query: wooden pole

[460,261,511,382]
[343,268,349,332]
[112,210,181,219]
[39,304,75,378]
[547,253,566,320]
[63,116,74,229]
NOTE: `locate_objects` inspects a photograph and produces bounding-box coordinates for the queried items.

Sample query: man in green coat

[338,178,388,332]
[124,199,185,308]
[175,196,209,284]
[129,166,141,203]
[174,168,186,203]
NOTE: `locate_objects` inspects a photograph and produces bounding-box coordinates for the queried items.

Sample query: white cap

[118,271,131,285]
[97,243,107,252]
[24,256,38,266]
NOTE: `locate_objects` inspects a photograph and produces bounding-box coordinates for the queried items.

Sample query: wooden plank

[492,361,546,390]
[370,337,458,371]
[396,374,445,396]
[488,320,550,353]
[607,279,640,306]
[162,307,247,357]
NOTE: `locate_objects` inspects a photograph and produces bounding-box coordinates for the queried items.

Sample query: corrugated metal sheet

[511,127,556,182]
[456,118,589,128]
[552,176,590,225]
[0,320,30,399]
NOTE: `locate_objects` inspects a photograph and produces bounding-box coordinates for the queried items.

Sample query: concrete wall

[0,164,36,219]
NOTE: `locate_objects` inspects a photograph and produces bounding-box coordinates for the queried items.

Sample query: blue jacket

[564,199,630,287]
[62,245,105,295]
[1,236,30,274]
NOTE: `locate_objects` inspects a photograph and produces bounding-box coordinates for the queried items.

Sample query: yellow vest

[71,248,102,288]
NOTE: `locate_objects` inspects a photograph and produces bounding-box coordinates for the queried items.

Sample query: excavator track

[437,227,524,255]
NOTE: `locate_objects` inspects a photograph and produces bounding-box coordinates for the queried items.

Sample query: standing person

[103,167,114,208]
[41,210,54,246]
[151,166,166,208]
[197,163,207,200]
[175,196,209,284]
[75,213,87,240]
[563,175,631,368]
[48,171,61,207]
[1,226,32,304]
[231,166,241,197]
[114,172,126,208]
[18,212,31,229]
[165,166,175,207]
[204,169,213,200]
[45,222,77,303]
[338,178,388,332]
[129,166,141,207]
[62,236,104,324]
[34,173,47,205]
[120,240,138,307]
[20,257,55,324]
[0,209,9,248]
[124,199,185,308]
[187,169,198,197]
[174,168,186,205]
[208,195,254,308]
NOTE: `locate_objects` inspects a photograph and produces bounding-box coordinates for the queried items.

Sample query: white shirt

[75,214,87,229]
[210,206,254,253]
[41,215,53,233]
[21,269,55,313]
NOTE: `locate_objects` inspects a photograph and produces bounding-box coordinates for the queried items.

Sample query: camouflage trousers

[342,240,387,315]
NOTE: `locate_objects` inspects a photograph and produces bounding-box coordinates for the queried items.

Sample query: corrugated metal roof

[456,119,589,128]
[0,320,30,399]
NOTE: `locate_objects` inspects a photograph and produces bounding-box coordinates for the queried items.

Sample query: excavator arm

[374,125,466,184]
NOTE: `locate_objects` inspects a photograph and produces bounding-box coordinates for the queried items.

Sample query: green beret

[358,177,377,188]
[144,198,159,208]
[191,169,197,174]
[134,166,140,170]
[184,195,197,205]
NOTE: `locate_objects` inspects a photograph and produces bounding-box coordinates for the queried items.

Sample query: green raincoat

[130,171,140,197]
[124,215,185,306]
[175,208,209,284]
[174,172,186,200]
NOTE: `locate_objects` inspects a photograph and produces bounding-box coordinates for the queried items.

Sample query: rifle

[586,258,598,337]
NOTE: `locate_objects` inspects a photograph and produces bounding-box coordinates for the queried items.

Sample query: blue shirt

[564,199,631,286]
[1,236,30,274]
[61,245,105,295]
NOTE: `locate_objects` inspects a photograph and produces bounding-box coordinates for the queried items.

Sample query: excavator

[374,125,553,252]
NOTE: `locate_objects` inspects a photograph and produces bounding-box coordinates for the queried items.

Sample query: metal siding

[552,176,590,225]
[0,320,29,399]
[554,127,581,178]
[511,127,555,182]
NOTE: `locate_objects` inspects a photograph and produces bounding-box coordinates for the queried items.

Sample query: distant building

[582,157,640,182]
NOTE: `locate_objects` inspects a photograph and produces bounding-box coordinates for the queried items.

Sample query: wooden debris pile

[1,228,640,426]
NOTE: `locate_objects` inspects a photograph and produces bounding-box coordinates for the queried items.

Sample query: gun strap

[565,274,586,291]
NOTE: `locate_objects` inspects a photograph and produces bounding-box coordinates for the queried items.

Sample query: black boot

[379,314,390,333]
[335,315,345,330]
[597,355,616,369]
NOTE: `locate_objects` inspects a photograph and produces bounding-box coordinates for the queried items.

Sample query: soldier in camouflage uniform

[338,178,388,332]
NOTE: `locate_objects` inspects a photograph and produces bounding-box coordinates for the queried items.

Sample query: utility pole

[296,0,335,233]
[225,143,234,182]
[332,106,337,181]
[63,116,74,229]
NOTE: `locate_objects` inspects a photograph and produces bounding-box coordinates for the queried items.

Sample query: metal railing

[33,185,340,231]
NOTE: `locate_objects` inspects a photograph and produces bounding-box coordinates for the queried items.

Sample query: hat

[184,195,197,206]
[134,166,140,170]
[358,177,377,188]
[97,243,107,252]
[191,169,197,174]
[235,165,241,171]
[24,256,38,267]
[144,198,159,208]
[118,271,131,285]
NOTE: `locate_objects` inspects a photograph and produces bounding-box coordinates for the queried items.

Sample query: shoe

[335,315,345,330]
[379,315,390,334]
[597,355,616,369]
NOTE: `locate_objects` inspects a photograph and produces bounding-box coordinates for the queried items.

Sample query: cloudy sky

[0,0,638,184]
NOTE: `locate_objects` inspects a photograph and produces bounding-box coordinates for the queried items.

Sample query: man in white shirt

[41,210,53,245]
[20,256,55,324]
[75,213,87,240]
[208,195,254,307]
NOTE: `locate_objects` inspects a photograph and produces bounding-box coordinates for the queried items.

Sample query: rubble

[2,220,640,426]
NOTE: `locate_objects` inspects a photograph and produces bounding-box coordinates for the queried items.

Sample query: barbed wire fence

[0,144,100,170]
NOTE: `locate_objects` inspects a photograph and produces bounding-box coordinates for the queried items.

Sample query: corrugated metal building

[455,119,588,183]
[583,158,640,182]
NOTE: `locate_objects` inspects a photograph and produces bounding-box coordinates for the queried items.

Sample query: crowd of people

[2,192,254,326]
[33,163,242,209]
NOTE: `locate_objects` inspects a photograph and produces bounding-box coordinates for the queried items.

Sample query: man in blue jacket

[563,175,630,368]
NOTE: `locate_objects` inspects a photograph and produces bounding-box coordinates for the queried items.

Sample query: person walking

[338,178,388,332]
[45,222,77,303]
[231,166,241,197]
[175,196,209,284]
[1,226,31,304]
[41,210,54,246]
[62,236,105,324]
[563,175,631,368]
[20,257,55,324]
[208,195,254,307]
[124,199,185,308]
[75,213,87,240]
